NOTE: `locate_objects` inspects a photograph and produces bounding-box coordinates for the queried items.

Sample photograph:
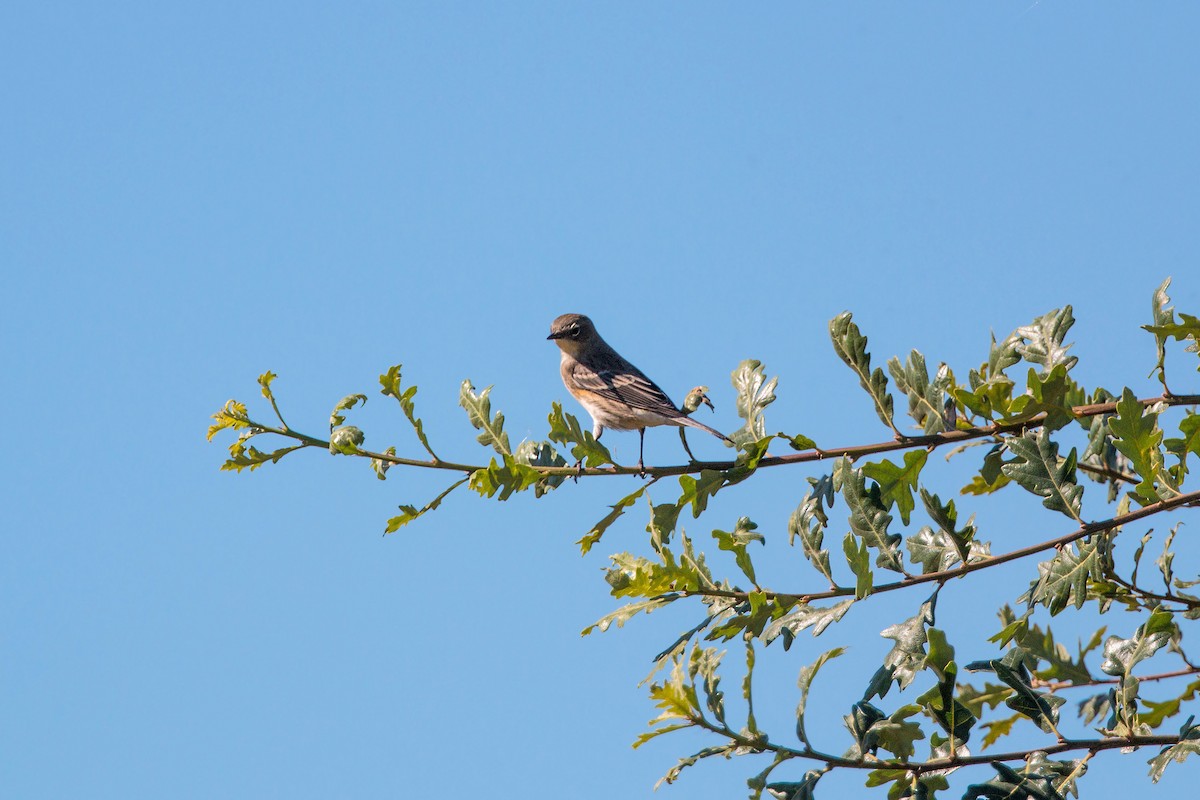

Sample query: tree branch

[678,488,1200,605]
[238,393,1200,479]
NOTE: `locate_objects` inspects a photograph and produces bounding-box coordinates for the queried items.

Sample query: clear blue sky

[4,3,1199,798]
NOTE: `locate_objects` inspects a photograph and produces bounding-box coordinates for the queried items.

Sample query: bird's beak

[546,332,561,340]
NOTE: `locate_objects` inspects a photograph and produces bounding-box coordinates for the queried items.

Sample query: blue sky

[4,3,1200,798]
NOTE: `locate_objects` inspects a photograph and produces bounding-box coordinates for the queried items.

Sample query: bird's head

[547,313,597,356]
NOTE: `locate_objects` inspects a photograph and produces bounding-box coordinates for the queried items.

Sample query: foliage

[209,280,1200,797]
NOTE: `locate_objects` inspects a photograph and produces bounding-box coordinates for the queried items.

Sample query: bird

[547,313,732,473]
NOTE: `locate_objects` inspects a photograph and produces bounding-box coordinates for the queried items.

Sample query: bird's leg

[573,428,602,480]
[678,427,697,463]
[636,428,647,477]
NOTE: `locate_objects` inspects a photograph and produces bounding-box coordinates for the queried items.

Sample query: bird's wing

[570,358,683,417]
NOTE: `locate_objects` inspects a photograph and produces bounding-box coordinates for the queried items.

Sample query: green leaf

[869,706,926,760]
[379,364,438,459]
[957,683,1013,720]
[547,402,613,467]
[384,478,468,533]
[763,598,855,646]
[1141,678,1200,729]
[582,596,677,636]
[328,425,364,454]
[648,501,683,550]
[1164,410,1200,479]
[888,350,951,434]
[966,652,1066,734]
[1109,387,1177,504]
[604,539,713,599]
[329,394,367,430]
[467,455,541,500]
[836,458,904,573]
[961,445,1012,495]
[208,399,252,441]
[1000,430,1084,521]
[729,360,778,448]
[788,476,836,584]
[829,311,897,433]
[1008,619,1096,685]
[979,713,1021,749]
[513,439,567,497]
[1099,609,1176,677]
[712,517,765,586]
[1016,305,1077,375]
[862,450,927,526]
[678,469,727,518]
[965,755,1082,800]
[878,592,937,690]
[1019,364,1081,432]
[920,488,983,565]
[1024,539,1101,615]
[459,381,511,456]
[1144,277,1176,391]
[371,446,396,480]
[794,647,846,748]
[843,533,873,600]
[221,438,304,472]
[1148,715,1200,782]
[844,700,888,757]
[577,486,646,555]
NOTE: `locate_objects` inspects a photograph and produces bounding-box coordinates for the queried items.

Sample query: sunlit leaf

[459,381,511,456]
[1001,430,1083,521]
[829,311,897,433]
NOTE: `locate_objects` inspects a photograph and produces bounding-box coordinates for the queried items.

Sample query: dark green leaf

[836,458,904,573]
[829,311,897,433]
[1148,715,1200,782]
[1100,609,1176,677]
[878,592,937,691]
[1024,539,1101,615]
[888,350,951,434]
[1016,306,1077,375]
[788,476,836,584]
[764,598,855,645]
[1109,387,1177,504]
[1001,430,1083,520]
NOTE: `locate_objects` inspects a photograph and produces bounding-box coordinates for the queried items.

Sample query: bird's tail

[677,415,734,444]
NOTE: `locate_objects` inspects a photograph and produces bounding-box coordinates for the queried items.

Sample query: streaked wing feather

[571,360,682,417]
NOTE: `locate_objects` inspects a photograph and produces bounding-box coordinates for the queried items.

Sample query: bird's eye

[568,326,580,338]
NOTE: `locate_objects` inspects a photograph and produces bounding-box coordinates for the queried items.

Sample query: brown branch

[239,392,1200,479]
[678,488,1200,606]
[695,712,1183,775]
[1034,666,1200,693]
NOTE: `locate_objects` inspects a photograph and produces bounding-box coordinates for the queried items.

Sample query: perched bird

[547,313,731,473]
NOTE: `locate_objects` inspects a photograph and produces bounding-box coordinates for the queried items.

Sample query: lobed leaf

[1000,430,1084,521]
[459,381,511,455]
[829,312,897,433]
